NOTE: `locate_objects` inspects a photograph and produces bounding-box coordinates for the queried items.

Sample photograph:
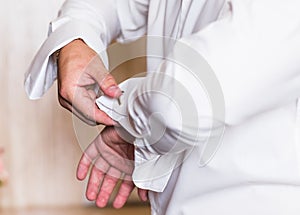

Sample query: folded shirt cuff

[96,77,179,192]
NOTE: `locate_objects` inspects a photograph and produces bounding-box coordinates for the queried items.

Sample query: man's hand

[57,39,122,125]
[77,126,148,209]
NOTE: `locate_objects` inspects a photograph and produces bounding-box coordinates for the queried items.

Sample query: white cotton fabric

[25,0,300,214]
[96,77,185,193]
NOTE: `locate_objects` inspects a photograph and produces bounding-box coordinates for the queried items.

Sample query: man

[26,0,300,214]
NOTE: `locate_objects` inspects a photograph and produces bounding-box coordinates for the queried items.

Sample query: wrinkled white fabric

[96,77,184,192]
[25,0,300,214]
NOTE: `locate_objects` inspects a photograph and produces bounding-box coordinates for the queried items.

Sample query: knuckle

[101,74,115,87]
[104,73,114,81]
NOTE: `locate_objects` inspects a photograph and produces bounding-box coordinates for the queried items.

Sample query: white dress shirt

[25,0,300,214]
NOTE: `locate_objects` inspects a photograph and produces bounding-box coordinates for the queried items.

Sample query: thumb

[99,73,122,98]
[88,55,122,98]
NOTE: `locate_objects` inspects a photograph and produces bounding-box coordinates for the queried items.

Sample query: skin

[57,39,122,125]
[58,39,148,207]
[77,126,148,208]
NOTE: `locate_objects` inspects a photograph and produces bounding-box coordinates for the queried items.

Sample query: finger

[86,156,110,201]
[96,167,121,208]
[77,143,99,180]
[138,188,149,202]
[86,56,122,98]
[58,96,97,126]
[99,74,122,98]
[72,87,116,125]
[113,179,135,209]
[59,89,116,125]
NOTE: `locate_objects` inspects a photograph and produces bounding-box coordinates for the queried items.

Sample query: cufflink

[96,77,145,137]
[117,91,124,105]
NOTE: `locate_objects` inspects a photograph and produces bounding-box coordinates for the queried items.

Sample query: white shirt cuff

[25,19,108,99]
[96,77,178,192]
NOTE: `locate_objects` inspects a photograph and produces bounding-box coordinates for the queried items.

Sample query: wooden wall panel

[0,0,86,207]
[0,0,145,208]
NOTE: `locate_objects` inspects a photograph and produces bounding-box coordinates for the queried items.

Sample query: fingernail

[108,85,122,97]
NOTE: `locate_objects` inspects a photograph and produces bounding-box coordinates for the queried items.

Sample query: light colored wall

[0,0,145,208]
[0,0,86,208]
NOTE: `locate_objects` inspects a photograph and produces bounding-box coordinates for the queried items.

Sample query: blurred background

[0,0,149,214]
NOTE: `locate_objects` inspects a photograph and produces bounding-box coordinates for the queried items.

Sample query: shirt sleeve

[25,0,121,99]
[126,0,300,156]
[93,0,300,192]
[25,0,150,99]
[121,0,300,191]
